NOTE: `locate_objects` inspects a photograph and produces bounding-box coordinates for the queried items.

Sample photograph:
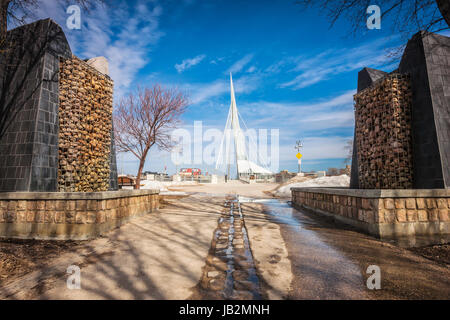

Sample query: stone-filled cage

[354,74,414,189]
[0,19,118,192]
[58,56,114,192]
[350,31,450,190]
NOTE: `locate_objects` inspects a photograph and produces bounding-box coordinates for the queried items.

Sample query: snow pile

[274,175,350,198]
[141,180,169,191]
[141,180,197,192]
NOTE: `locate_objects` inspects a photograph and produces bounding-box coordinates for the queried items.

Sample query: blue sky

[30,0,449,175]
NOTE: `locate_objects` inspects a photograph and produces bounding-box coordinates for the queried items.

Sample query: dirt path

[0,182,286,300]
[168,181,278,198]
[0,239,84,285]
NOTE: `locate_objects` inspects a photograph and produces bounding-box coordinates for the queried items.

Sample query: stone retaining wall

[0,190,159,240]
[291,188,449,239]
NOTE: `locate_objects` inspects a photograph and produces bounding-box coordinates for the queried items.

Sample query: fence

[152,174,214,183]
[239,174,275,184]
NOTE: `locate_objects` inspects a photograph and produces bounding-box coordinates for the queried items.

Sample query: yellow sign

[296,153,302,159]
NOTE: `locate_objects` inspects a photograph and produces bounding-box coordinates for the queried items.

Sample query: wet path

[6,188,446,300]
[258,199,450,299]
[191,196,263,299]
[262,199,370,299]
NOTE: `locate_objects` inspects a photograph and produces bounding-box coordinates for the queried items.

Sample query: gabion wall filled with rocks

[0,19,118,192]
[354,74,413,189]
[58,56,114,192]
[351,31,450,189]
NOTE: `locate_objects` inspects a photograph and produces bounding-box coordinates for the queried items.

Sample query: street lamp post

[295,140,303,174]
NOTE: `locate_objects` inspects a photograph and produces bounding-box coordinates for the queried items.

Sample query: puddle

[191,195,449,300]
[191,195,262,300]
[258,197,449,249]
[237,196,274,203]
[257,197,450,299]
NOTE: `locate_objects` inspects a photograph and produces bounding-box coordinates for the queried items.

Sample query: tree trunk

[135,147,151,190]
[436,0,450,27]
[135,158,145,190]
[0,0,10,43]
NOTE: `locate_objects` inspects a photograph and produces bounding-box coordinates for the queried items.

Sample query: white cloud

[279,37,398,89]
[239,90,355,126]
[189,81,228,104]
[264,59,288,74]
[246,66,256,73]
[278,136,351,161]
[175,54,206,73]
[186,73,262,104]
[227,54,254,74]
[34,0,165,98]
[210,57,225,65]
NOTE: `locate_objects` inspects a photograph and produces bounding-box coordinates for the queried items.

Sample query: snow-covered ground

[273,175,350,198]
[141,180,198,194]
[121,180,197,195]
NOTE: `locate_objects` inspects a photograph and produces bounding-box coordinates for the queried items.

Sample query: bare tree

[296,0,449,39]
[114,85,189,189]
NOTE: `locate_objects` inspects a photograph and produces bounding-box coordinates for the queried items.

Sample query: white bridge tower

[215,73,272,179]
